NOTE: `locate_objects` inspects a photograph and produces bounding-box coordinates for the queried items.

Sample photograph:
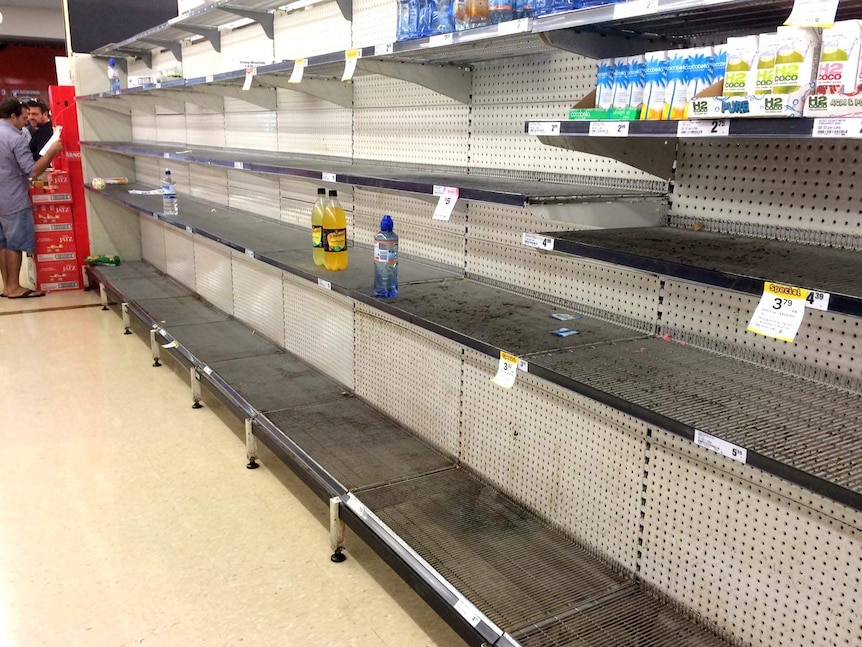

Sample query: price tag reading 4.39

[747,282,808,342]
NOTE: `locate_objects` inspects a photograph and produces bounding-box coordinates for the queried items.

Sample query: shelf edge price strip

[813,118,862,139]
[677,119,729,137]
[589,121,630,137]
[491,351,519,389]
[694,430,747,464]
[613,0,658,20]
[522,232,554,251]
[527,121,560,136]
[747,281,808,342]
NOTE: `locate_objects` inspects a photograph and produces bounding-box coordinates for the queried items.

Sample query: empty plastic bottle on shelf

[418,0,434,37]
[322,190,348,271]
[512,0,532,19]
[373,215,398,298]
[162,169,178,216]
[312,187,326,266]
[397,0,419,40]
[430,0,456,34]
[454,0,469,30]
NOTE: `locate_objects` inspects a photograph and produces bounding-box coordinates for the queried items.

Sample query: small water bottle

[107,57,121,93]
[162,169,178,216]
[373,215,398,298]
[396,0,419,40]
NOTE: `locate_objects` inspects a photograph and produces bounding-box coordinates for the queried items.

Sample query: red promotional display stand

[29,85,90,291]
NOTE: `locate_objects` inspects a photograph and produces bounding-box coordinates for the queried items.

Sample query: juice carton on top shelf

[723,35,759,96]
[663,48,689,119]
[627,55,646,116]
[754,33,780,95]
[773,26,821,95]
[595,58,616,110]
[642,50,668,120]
[611,56,631,110]
[816,20,862,94]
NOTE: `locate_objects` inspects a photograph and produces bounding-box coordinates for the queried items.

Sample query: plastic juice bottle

[322,190,348,271]
[312,187,326,266]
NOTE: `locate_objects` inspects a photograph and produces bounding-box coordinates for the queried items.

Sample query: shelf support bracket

[356,59,471,104]
[335,0,352,21]
[538,135,677,181]
[139,39,183,63]
[257,76,353,109]
[176,25,221,53]
[221,8,275,40]
[193,84,277,110]
[540,30,670,60]
[117,49,153,68]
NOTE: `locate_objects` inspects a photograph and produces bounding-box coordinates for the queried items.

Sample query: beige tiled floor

[0,290,466,647]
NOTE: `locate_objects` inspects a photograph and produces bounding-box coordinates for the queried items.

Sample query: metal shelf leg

[245,418,259,469]
[330,497,346,563]
[190,367,203,409]
[149,329,161,367]
[121,303,132,334]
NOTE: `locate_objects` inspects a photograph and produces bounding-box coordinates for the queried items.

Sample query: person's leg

[0,208,43,297]
[0,248,23,296]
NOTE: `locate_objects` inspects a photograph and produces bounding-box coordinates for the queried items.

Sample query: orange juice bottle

[312,187,326,266]
[322,190,348,271]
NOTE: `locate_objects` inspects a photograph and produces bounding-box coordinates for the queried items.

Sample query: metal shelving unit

[82,141,663,207]
[87,183,862,513]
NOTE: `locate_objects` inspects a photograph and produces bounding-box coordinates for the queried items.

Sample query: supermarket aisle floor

[0,291,465,647]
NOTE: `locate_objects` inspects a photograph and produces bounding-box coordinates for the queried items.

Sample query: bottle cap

[317,187,326,195]
[165,168,171,174]
[380,215,394,231]
[329,190,337,197]
[109,58,116,66]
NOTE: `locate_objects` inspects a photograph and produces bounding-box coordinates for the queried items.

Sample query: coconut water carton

[595,58,616,110]
[641,50,668,120]
[663,48,690,119]
[754,33,780,95]
[816,20,862,94]
[723,35,759,96]
[611,56,631,110]
[773,26,821,96]
[712,43,728,88]
[627,54,646,116]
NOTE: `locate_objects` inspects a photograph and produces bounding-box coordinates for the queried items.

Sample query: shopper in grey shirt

[0,98,62,298]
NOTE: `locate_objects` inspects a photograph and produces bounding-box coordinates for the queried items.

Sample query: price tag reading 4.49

[491,351,519,389]
[747,282,809,342]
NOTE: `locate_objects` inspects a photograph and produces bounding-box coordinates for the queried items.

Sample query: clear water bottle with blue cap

[373,215,398,298]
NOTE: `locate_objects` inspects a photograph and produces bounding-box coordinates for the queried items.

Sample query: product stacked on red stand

[29,169,81,291]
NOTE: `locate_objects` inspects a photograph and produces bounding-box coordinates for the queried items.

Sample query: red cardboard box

[33,203,74,232]
[35,230,76,262]
[29,169,72,204]
[36,260,81,291]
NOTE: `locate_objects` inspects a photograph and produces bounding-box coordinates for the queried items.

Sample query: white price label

[785,0,839,27]
[288,59,307,84]
[374,43,394,56]
[163,153,170,158]
[813,118,862,139]
[342,49,360,81]
[322,172,337,183]
[158,328,168,338]
[203,366,212,376]
[234,161,244,170]
[522,232,555,251]
[677,119,729,137]
[245,249,255,259]
[155,83,162,89]
[432,186,459,221]
[527,121,561,136]
[747,282,808,342]
[205,75,214,83]
[428,33,453,47]
[613,0,658,20]
[517,358,529,373]
[185,226,193,234]
[242,66,255,91]
[318,278,332,290]
[491,351,519,389]
[805,290,831,311]
[454,598,482,628]
[589,121,630,137]
[497,18,529,35]
[694,430,747,464]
